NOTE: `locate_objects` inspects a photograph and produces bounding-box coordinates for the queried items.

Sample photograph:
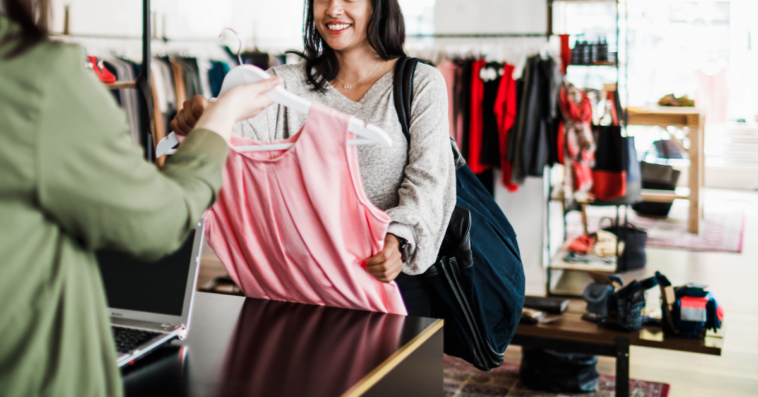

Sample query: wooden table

[627,106,706,234]
[512,300,723,397]
[121,293,444,397]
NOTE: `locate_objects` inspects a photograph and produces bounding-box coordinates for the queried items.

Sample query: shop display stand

[545,0,630,297]
[628,107,706,234]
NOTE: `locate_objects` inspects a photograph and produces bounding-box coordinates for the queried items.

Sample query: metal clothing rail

[55,33,236,43]
[406,33,549,38]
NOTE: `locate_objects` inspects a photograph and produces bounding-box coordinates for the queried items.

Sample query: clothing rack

[57,33,237,43]
[406,33,550,38]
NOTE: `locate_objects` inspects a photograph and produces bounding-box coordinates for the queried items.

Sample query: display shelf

[640,189,689,203]
[105,81,137,90]
[549,246,619,273]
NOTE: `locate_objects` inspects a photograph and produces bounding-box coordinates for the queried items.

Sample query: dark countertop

[122,292,442,397]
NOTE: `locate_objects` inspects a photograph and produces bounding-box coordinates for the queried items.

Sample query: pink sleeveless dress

[204,102,407,315]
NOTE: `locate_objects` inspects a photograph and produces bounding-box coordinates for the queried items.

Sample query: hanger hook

[219,27,243,65]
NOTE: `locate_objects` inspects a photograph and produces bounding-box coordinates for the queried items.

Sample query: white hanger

[156,65,392,156]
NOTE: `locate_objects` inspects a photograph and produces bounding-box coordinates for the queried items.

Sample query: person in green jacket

[0,1,280,396]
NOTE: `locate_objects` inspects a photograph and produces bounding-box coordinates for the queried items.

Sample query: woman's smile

[326,21,353,34]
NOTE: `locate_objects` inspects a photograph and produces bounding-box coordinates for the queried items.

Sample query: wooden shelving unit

[628,106,706,233]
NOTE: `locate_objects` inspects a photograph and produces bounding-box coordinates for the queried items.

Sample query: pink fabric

[437,60,457,139]
[204,102,407,315]
[695,69,729,124]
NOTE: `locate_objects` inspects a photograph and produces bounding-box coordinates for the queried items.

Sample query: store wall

[434,0,547,34]
[49,0,305,51]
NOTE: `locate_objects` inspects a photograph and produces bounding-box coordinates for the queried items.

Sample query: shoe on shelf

[658,94,695,107]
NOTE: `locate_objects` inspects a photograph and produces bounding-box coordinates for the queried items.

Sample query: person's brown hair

[1,0,51,59]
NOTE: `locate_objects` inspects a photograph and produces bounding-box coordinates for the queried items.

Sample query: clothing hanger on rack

[156,65,392,156]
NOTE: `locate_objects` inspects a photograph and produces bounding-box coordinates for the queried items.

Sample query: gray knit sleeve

[387,64,456,275]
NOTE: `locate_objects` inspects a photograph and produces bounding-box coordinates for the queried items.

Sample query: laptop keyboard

[112,326,162,354]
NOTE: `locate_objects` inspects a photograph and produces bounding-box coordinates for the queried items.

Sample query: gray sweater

[233,62,456,275]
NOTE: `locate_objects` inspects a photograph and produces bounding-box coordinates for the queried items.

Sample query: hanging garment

[695,68,728,124]
[559,35,571,75]
[437,60,457,139]
[456,60,472,158]
[541,58,564,168]
[204,102,407,315]
[493,63,518,191]
[87,56,116,83]
[480,62,504,169]
[195,56,213,98]
[467,59,490,174]
[525,57,555,177]
[511,57,536,185]
[170,59,187,106]
[559,83,595,195]
[101,60,121,105]
[104,57,140,145]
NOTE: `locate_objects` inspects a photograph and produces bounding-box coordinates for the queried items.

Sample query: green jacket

[0,18,228,397]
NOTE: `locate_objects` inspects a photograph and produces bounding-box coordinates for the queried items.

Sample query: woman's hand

[170,95,208,136]
[364,234,404,283]
[173,76,281,142]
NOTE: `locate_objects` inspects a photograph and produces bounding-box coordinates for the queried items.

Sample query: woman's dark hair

[0,0,50,59]
[294,0,407,92]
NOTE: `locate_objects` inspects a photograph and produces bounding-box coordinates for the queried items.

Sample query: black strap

[392,57,420,143]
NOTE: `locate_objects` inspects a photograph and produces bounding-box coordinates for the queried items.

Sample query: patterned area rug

[566,200,745,253]
[444,356,670,397]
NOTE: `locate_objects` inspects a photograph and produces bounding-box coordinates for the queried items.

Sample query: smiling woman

[298,0,407,92]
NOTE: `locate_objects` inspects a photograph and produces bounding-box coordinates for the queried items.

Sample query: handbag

[393,58,525,371]
[591,125,627,201]
[593,133,642,205]
[520,348,599,393]
[600,217,647,271]
[634,141,682,216]
[612,276,658,331]
[655,272,725,339]
[639,161,675,184]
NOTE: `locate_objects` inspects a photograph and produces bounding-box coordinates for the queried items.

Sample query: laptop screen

[96,230,195,317]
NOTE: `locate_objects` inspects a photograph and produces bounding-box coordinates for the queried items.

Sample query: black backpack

[393,57,525,371]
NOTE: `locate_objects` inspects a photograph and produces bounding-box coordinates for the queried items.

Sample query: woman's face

[313,0,373,53]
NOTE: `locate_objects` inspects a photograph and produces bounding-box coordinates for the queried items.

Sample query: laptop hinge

[111,317,182,333]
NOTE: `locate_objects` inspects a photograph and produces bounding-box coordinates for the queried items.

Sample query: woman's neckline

[325,67,395,105]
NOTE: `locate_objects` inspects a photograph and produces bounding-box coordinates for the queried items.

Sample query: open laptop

[96,220,204,367]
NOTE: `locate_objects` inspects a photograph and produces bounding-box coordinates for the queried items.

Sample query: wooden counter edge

[341,318,444,397]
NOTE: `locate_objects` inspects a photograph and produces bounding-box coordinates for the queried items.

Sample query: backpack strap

[392,57,419,143]
[392,57,466,169]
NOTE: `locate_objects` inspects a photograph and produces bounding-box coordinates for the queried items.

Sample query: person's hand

[193,76,281,142]
[364,234,404,283]
[170,95,208,136]
[212,76,281,122]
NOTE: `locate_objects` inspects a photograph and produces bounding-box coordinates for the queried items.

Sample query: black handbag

[591,125,627,201]
[393,58,525,371]
[600,217,647,271]
[593,133,642,206]
[633,138,683,216]
[520,348,600,393]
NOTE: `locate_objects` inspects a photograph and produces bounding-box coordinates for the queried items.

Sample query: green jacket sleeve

[36,44,229,260]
